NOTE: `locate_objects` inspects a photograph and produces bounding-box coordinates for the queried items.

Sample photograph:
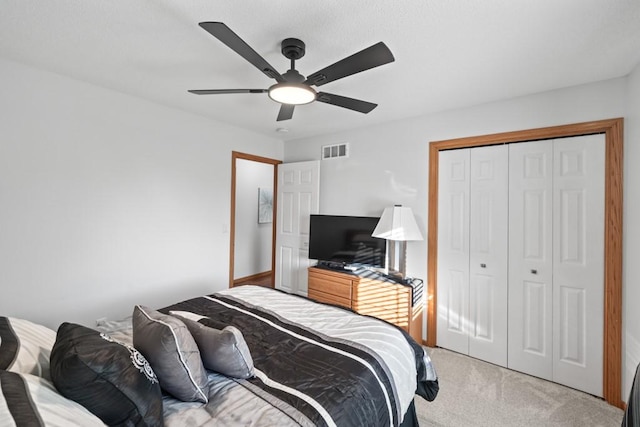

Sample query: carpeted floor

[415,347,624,426]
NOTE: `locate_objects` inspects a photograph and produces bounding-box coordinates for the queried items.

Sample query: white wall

[0,58,283,329]
[234,159,273,279]
[285,76,634,398]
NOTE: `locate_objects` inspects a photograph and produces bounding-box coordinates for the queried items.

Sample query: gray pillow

[171,311,255,379]
[132,305,209,403]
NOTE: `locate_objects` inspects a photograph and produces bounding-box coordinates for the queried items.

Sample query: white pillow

[0,317,56,380]
[0,370,105,426]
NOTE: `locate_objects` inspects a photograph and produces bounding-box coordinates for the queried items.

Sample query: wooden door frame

[426,118,624,408]
[230,151,282,289]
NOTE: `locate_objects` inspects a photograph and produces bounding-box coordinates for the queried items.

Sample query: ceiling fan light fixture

[268,83,316,105]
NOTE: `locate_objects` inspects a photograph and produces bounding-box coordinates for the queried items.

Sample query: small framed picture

[258,188,273,223]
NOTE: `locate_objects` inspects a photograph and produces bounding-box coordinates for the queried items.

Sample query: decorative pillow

[171,310,255,379]
[0,316,56,380]
[0,370,105,426]
[132,305,209,403]
[49,322,163,426]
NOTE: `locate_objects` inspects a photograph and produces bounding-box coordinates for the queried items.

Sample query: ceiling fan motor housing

[281,38,306,60]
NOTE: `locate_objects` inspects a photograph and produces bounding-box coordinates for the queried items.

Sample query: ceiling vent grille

[321,143,349,160]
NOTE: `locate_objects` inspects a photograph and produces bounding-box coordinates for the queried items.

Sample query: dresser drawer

[308,289,352,309]
[308,273,353,300]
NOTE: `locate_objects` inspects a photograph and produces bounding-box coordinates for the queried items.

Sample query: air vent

[321,143,349,160]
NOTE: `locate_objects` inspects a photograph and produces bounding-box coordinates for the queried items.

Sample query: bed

[1,285,438,426]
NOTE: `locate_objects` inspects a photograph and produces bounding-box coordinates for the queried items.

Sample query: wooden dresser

[307,266,424,343]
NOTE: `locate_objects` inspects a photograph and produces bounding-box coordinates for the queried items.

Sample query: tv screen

[308,215,386,268]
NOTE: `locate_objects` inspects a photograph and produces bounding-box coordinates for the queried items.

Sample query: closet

[436,134,605,397]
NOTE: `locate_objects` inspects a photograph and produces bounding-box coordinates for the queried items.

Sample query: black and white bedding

[1,285,438,426]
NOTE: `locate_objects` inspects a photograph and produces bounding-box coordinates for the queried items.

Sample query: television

[308,214,386,269]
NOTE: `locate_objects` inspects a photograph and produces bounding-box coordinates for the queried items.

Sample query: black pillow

[50,322,163,426]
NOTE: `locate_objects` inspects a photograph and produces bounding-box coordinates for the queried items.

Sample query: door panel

[523,280,547,355]
[552,134,605,397]
[468,145,508,366]
[437,149,470,355]
[446,269,467,334]
[277,246,294,292]
[276,188,295,293]
[471,274,493,340]
[508,140,554,380]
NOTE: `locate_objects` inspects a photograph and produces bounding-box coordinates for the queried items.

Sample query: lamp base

[386,240,407,279]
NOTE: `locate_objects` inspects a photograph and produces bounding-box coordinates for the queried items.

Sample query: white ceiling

[2,1,640,141]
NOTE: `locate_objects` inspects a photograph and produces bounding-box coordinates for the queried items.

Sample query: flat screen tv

[308,214,386,269]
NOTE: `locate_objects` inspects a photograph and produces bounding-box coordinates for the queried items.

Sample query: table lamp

[372,205,423,278]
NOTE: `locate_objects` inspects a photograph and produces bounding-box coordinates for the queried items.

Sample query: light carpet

[415,347,624,426]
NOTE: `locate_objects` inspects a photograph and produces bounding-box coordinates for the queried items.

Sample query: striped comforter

[158,286,438,427]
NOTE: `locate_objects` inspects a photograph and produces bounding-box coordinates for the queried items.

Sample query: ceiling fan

[189,22,395,121]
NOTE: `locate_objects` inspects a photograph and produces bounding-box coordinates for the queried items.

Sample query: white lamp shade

[372,205,423,241]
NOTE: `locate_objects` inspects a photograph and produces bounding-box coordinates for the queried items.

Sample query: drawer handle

[531,269,538,275]
[480,263,486,268]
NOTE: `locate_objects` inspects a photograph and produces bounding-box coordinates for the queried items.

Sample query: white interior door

[508,140,554,380]
[468,145,508,366]
[274,160,320,296]
[437,148,470,355]
[552,134,605,397]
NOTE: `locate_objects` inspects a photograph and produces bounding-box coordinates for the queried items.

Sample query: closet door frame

[426,118,624,408]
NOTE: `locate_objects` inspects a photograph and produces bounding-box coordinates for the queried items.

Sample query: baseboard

[233,271,272,287]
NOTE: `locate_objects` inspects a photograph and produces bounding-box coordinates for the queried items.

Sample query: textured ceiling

[1,1,640,141]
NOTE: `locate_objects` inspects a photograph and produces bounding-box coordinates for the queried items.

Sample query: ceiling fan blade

[305,42,394,87]
[198,22,284,82]
[188,89,268,95]
[277,104,295,121]
[316,92,377,113]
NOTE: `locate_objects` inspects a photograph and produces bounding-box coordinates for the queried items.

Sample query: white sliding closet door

[468,145,508,366]
[437,148,470,355]
[551,134,605,397]
[508,140,554,380]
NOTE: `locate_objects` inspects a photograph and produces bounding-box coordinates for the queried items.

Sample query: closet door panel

[508,140,554,381]
[468,145,508,366]
[552,134,605,397]
[522,280,547,354]
[437,149,470,355]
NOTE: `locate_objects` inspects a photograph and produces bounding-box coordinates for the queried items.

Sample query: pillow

[49,322,163,426]
[171,310,254,379]
[0,316,56,379]
[132,305,209,403]
[0,370,105,426]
